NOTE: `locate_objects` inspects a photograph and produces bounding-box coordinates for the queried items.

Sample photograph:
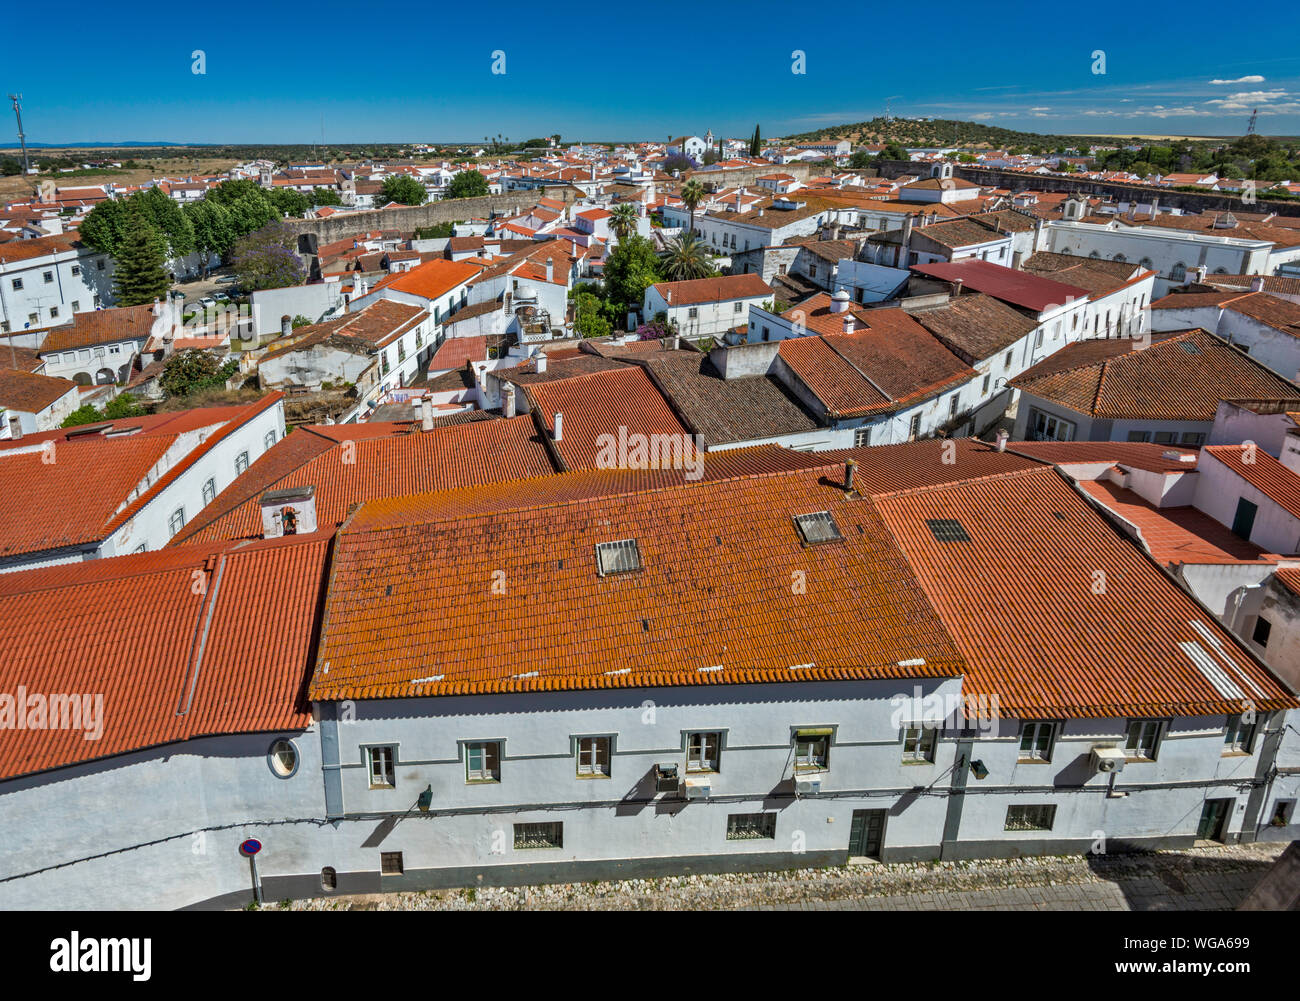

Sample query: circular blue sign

[240,839,262,856]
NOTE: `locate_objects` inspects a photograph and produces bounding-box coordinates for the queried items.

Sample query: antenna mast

[8,94,29,175]
[1247,108,1258,135]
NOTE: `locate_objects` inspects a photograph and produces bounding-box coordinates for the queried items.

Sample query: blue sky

[6,1,1299,144]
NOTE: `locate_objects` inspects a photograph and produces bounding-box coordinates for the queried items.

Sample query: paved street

[281,842,1285,911]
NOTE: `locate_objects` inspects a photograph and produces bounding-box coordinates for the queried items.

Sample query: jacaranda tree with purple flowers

[232,220,306,292]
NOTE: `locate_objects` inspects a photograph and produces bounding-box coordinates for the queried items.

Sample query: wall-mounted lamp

[969,759,989,780]
[417,785,433,812]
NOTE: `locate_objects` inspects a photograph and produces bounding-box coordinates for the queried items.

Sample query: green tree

[609,202,639,242]
[443,170,489,200]
[60,403,107,428]
[849,150,872,169]
[205,178,266,207]
[0,156,21,176]
[226,192,277,236]
[79,198,133,257]
[573,291,611,338]
[112,211,171,306]
[749,125,762,157]
[160,350,239,398]
[380,175,428,206]
[879,141,908,162]
[659,232,716,282]
[602,235,661,318]
[680,178,705,234]
[133,187,195,259]
[104,392,146,419]
[268,188,310,218]
[311,188,343,207]
[184,200,234,272]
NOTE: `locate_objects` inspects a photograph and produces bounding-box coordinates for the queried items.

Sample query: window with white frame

[854,426,871,447]
[235,451,250,475]
[465,741,501,782]
[1223,714,1255,754]
[794,729,830,770]
[576,736,611,777]
[367,745,396,788]
[908,413,922,441]
[902,725,937,763]
[167,507,185,537]
[202,478,217,505]
[1124,719,1162,761]
[264,430,276,451]
[1019,721,1056,762]
[687,731,720,772]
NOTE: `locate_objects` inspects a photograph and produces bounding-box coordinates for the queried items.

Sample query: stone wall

[873,160,1300,217]
[287,185,583,245]
[685,161,815,192]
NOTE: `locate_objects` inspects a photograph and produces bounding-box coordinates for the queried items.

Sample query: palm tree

[680,178,705,234]
[609,202,638,243]
[659,232,716,282]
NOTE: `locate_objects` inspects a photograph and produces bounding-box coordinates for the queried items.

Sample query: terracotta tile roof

[1273,567,1300,598]
[522,366,690,471]
[174,415,557,544]
[428,335,488,370]
[910,293,1038,362]
[914,217,1010,249]
[261,299,426,358]
[1007,440,1200,473]
[1151,289,1300,335]
[0,233,79,264]
[1202,445,1300,521]
[0,342,47,373]
[367,258,483,302]
[1077,479,1269,566]
[1022,252,1152,297]
[38,304,157,354]
[819,438,1043,495]
[0,532,329,779]
[498,352,626,385]
[0,369,76,413]
[874,466,1296,718]
[631,350,821,445]
[308,464,966,700]
[1011,329,1300,421]
[1203,274,1300,297]
[912,259,1090,312]
[650,273,773,306]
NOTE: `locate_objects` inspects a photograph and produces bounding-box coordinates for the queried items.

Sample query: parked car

[214,275,239,285]
[197,296,216,310]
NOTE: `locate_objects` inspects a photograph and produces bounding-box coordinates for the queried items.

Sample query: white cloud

[1207,90,1291,111]
[1210,75,1265,84]
[1028,106,1050,112]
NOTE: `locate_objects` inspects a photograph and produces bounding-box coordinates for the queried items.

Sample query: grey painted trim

[319,703,343,821]
[941,736,973,859]
[1240,713,1285,842]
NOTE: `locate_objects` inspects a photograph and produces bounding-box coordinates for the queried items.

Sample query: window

[793,510,842,545]
[688,307,698,319]
[264,430,277,451]
[1005,804,1056,831]
[202,478,217,505]
[908,413,922,441]
[948,395,959,420]
[687,731,720,772]
[50,307,58,319]
[1125,720,1162,761]
[853,426,871,447]
[595,538,641,576]
[727,813,776,840]
[925,518,970,542]
[234,451,250,475]
[320,867,337,890]
[1154,431,1177,444]
[43,271,53,284]
[514,822,563,849]
[71,264,80,277]
[97,259,105,271]
[11,278,22,291]
[1034,329,1044,348]
[794,729,831,770]
[380,851,404,875]
[1252,616,1272,648]
[1224,714,1256,754]
[268,739,298,777]
[1271,800,1295,827]
[1170,262,1187,282]
[1180,432,1206,446]
[902,725,937,763]
[1127,431,1152,443]
[982,374,991,395]
[167,507,185,537]
[1004,350,1013,367]
[1019,721,1056,762]
[733,300,743,313]
[466,741,501,782]
[576,736,611,777]
[367,745,396,787]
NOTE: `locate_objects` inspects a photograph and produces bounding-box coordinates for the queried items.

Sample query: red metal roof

[911,259,1090,312]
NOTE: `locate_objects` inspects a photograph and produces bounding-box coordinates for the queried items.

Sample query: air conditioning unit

[683,775,711,799]
[794,772,823,796]
[654,763,679,794]
[1091,746,1127,774]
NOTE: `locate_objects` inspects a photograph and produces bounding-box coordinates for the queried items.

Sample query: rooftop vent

[793,511,843,546]
[595,538,642,576]
[260,485,317,538]
[925,518,970,542]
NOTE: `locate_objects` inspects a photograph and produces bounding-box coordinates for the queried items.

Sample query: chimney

[842,316,855,335]
[259,485,317,538]
[665,288,672,305]
[7,415,21,441]
[552,412,563,442]
[671,333,681,350]
[952,278,963,297]
[546,257,554,283]
[421,396,434,431]
[829,289,850,314]
[503,382,516,418]
[995,429,1009,452]
[1194,265,1207,285]
[845,458,857,491]
[281,314,292,337]
[535,352,548,374]
[1251,276,1265,293]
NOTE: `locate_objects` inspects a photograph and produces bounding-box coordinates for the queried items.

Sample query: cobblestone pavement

[275,842,1284,911]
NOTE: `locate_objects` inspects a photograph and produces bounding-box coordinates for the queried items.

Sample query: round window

[269,739,298,778]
